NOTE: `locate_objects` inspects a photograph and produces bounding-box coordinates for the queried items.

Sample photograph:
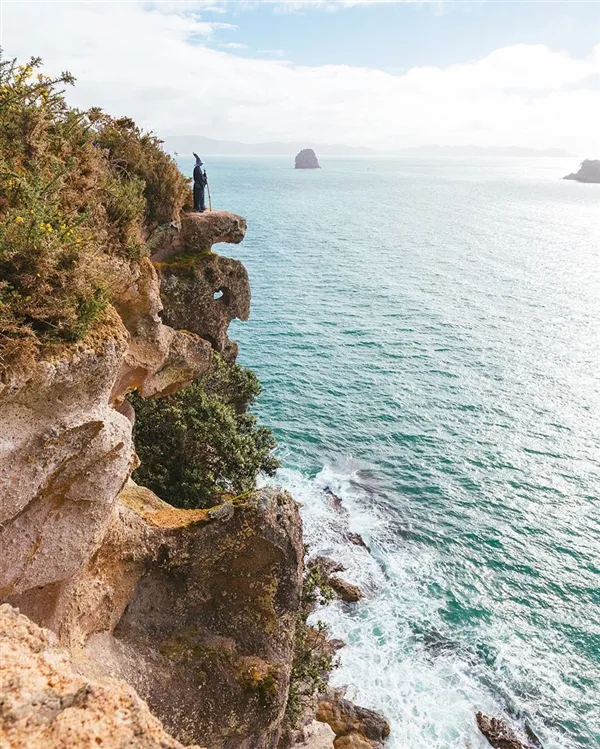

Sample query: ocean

[177,155,600,749]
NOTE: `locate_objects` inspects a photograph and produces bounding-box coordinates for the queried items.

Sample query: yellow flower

[76,238,82,244]
[60,224,66,231]
[47,226,52,232]
[15,216,24,223]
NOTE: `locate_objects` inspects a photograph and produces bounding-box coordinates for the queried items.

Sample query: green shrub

[0,54,190,371]
[285,566,338,726]
[91,113,191,228]
[130,356,279,509]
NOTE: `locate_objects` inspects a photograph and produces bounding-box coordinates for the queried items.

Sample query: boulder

[295,720,336,749]
[0,604,200,749]
[316,691,390,749]
[295,149,321,169]
[307,557,363,604]
[329,577,363,604]
[476,712,537,749]
[563,159,600,183]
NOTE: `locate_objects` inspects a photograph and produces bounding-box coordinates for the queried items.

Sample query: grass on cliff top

[0,54,191,372]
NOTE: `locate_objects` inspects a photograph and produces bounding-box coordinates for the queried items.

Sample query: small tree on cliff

[130,356,279,509]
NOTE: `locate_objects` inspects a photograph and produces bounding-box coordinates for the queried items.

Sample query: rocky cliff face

[0,604,201,749]
[0,208,386,749]
[295,150,320,169]
[0,211,302,748]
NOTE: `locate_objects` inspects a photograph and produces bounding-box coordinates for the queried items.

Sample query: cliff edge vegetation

[130,354,279,509]
[0,54,189,372]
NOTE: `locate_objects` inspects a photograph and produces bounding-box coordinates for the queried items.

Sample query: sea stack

[295,148,320,169]
[563,159,600,183]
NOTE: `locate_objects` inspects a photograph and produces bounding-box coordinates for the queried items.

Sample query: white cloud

[2,1,599,153]
[221,42,249,49]
[256,49,287,58]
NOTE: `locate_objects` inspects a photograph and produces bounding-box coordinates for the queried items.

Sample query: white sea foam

[268,463,560,749]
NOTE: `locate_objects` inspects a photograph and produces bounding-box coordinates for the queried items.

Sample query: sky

[1,0,600,153]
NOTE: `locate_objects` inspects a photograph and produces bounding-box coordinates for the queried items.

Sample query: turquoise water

[179,155,600,749]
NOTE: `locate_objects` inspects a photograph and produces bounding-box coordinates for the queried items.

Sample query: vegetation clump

[286,562,338,726]
[130,355,279,509]
[0,54,190,370]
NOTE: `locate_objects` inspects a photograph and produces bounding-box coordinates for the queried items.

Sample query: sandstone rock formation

[0,604,200,749]
[0,210,299,747]
[317,691,390,749]
[157,252,250,362]
[0,211,247,604]
[149,211,247,262]
[563,159,600,183]
[295,149,320,169]
[0,205,388,749]
[38,483,303,749]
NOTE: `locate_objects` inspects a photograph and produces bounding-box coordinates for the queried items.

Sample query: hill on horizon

[163,135,573,159]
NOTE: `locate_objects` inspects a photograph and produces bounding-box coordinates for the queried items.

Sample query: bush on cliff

[0,54,190,371]
[286,565,337,726]
[130,356,279,509]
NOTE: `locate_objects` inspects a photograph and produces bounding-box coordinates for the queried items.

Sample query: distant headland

[295,148,320,169]
[162,135,573,159]
[563,159,600,183]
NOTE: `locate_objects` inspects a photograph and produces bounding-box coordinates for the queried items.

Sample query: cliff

[0,203,389,748]
[295,149,321,169]
[563,159,600,183]
[0,60,387,749]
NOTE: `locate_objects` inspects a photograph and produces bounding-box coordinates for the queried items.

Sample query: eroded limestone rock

[0,604,200,749]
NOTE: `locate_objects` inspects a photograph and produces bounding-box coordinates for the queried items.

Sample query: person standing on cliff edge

[192,153,207,212]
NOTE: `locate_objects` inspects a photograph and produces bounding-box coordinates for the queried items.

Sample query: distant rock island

[563,159,600,183]
[295,148,320,169]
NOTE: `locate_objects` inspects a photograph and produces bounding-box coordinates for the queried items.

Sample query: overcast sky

[2,0,599,153]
